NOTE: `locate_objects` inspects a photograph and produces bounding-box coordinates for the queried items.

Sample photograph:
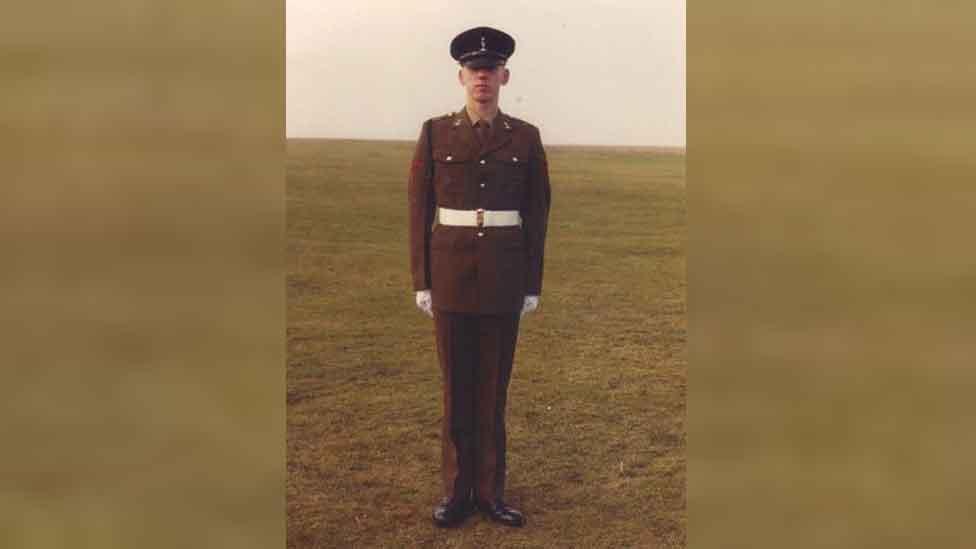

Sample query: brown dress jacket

[408,108,551,314]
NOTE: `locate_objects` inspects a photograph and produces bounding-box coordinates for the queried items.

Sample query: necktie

[474,120,490,145]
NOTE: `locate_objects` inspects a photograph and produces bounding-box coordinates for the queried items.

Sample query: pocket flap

[492,148,530,165]
[432,147,471,164]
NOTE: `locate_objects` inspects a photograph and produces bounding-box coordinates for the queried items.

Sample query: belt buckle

[476,208,484,228]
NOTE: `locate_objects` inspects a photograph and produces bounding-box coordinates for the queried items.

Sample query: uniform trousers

[433,308,520,505]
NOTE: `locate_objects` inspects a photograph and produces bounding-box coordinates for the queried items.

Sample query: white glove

[521,295,539,317]
[415,290,433,317]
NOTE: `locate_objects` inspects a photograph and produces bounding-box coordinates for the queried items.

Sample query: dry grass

[287,138,685,548]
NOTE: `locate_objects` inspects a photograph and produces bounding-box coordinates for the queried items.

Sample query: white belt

[439,207,521,227]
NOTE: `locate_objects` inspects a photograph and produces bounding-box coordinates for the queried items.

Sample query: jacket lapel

[453,106,514,158]
[449,106,480,161]
[479,109,513,156]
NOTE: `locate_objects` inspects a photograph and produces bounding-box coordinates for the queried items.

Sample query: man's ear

[500,67,510,85]
[457,68,464,86]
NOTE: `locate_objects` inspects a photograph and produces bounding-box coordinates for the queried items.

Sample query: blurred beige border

[2,3,285,548]
[689,2,976,547]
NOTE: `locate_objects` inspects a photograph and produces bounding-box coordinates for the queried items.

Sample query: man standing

[407,26,551,528]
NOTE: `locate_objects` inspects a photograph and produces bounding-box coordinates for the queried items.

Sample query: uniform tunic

[408,107,551,314]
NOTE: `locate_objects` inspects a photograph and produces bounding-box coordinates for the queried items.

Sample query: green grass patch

[287,138,686,548]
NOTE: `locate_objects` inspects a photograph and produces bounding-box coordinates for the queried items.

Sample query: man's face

[458,63,510,104]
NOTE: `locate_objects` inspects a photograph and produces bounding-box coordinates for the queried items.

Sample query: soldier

[407,26,551,528]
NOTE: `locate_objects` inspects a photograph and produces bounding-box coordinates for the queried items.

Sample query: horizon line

[286,136,686,152]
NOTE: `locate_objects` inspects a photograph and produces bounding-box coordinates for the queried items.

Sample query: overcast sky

[287,1,685,146]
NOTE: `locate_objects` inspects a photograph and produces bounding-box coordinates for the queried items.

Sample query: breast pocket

[432,148,469,201]
[492,149,529,200]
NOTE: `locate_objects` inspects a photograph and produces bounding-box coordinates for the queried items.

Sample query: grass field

[287,138,686,548]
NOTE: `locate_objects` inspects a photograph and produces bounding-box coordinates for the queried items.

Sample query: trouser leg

[434,310,521,504]
[474,312,520,503]
[434,310,478,502]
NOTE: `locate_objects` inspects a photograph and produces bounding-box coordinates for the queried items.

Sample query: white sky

[287,1,685,146]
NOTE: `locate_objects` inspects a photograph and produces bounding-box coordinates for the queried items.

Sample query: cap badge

[480,36,486,51]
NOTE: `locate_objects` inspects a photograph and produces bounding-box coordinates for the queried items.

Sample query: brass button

[477,232,484,237]
[512,156,518,162]
[446,155,453,161]
[479,159,486,165]
[480,183,486,188]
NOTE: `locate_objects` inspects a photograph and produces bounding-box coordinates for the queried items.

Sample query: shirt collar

[464,105,500,127]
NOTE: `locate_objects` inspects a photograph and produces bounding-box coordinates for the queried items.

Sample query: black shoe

[432,497,474,528]
[477,499,525,527]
